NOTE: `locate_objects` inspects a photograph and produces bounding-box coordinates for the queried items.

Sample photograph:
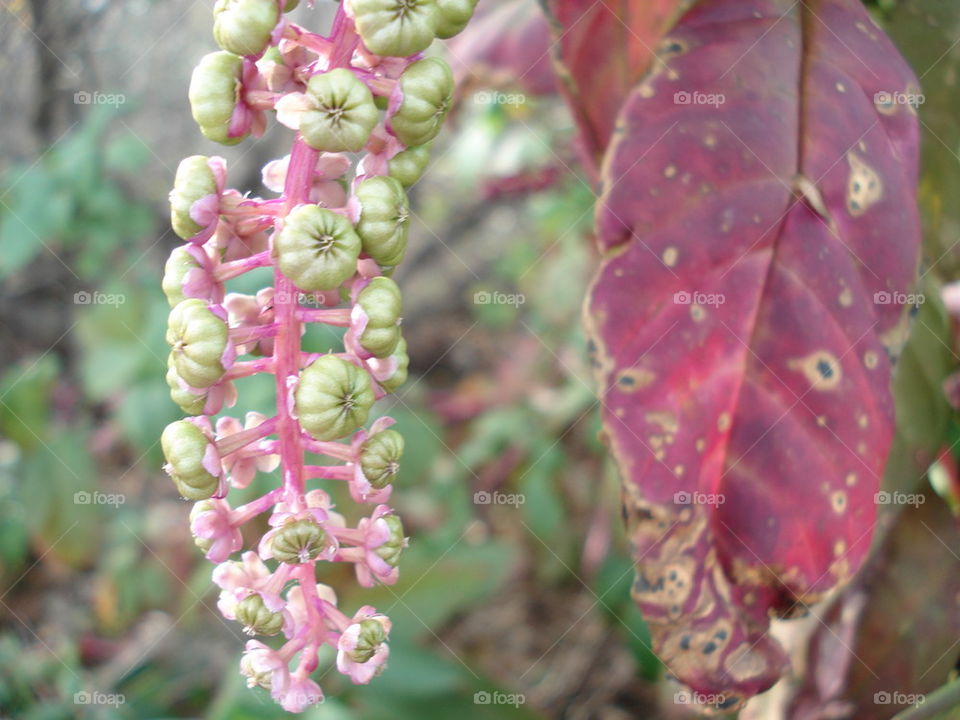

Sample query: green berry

[296,355,375,441]
[374,514,405,566]
[213,0,280,56]
[350,0,437,57]
[166,299,228,389]
[271,518,326,564]
[355,176,409,267]
[379,335,409,392]
[389,57,453,147]
[170,156,218,239]
[388,143,431,188]
[162,246,201,306]
[236,594,285,635]
[161,420,220,500]
[189,51,246,145]
[166,364,208,415]
[360,429,404,489]
[347,618,389,662]
[432,0,477,38]
[356,277,402,358]
[284,0,300,9]
[300,69,378,152]
[273,205,361,291]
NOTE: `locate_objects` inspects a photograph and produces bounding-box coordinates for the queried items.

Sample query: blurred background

[1,1,959,719]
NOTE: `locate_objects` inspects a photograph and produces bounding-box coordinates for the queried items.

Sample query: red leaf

[542,0,691,164]
[585,0,920,706]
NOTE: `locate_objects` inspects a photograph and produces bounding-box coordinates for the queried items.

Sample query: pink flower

[274,673,324,713]
[190,498,242,562]
[240,639,289,691]
[283,582,338,640]
[351,505,404,587]
[214,551,289,618]
[336,607,391,684]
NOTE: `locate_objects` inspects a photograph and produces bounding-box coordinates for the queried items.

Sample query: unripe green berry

[388,143,431,188]
[380,336,409,392]
[166,364,207,415]
[356,277,402,358]
[189,51,246,145]
[350,0,437,57]
[374,514,405,566]
[236,593,285,635]
[296,355,375,441]
[213,0,280,57]
[355,176,409,267]
[271,518,326,564]
[389,57,453,147]
[432,0,477,38]
[273,205,361,291]
[347,618,389,662]
[170,156,218,239]
[360,429,404,489]
[161,420,220,500]
[162,246,202,306]
[166,299,229,389]
[300,69,378,152]
[284,0,300,9]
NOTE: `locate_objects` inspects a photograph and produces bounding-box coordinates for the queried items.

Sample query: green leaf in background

[0,354,59,450]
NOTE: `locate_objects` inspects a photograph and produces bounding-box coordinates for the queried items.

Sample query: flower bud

[389,57,453,147]
[388,143,431,188]
[296,355,375,441]
[374,514,405,566]
[300,69,378,152]
[346,618,388,663]
[162,420,221,500]
[273,205,361,291]
[189,51,246,145]
[380,336,408,393]
[360,429,404,489]
[166,299,229,389]
[170,156,218,239]
[271,518,326,564]
[432,0,477,38]
[356,277,402,357]
[213,0,280,57]
[354,176,409,267]
[236,593,285,635]
[349,0,437,57]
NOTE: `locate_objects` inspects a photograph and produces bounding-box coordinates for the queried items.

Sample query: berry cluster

[160,0,475,711]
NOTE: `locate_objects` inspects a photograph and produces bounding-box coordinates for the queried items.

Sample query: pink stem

[302,437,356,461]
[230,324,279,344]
[297,308,352,325]
[275,137,319,512]
[217,417,278,456]
[224,357,275,380]
[231,487,284,525]
[215,251,273,281]
[305,464,353,481]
